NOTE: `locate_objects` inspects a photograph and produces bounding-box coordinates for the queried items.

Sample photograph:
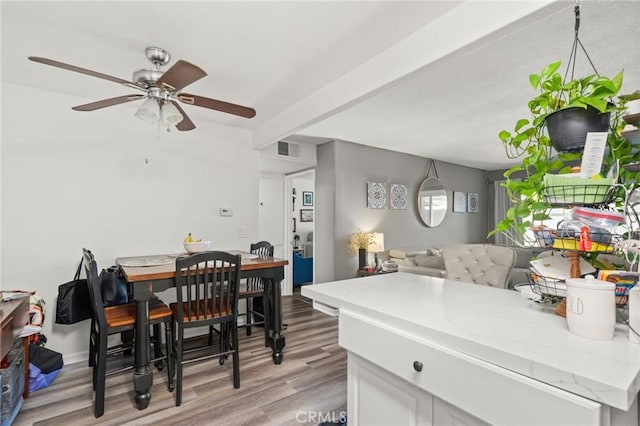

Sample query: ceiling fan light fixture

[134,97,160,124]
[161,101,183,126]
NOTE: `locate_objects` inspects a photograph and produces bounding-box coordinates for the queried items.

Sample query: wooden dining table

[116,251,288,410]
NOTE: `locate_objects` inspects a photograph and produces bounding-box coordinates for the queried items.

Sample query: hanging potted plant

[490,61,631,244]
[489,4,636,245]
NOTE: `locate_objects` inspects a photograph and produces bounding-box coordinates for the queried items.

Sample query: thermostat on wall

[220,208,233,217]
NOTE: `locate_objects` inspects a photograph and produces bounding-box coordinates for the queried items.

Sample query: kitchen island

[302,272,640,425]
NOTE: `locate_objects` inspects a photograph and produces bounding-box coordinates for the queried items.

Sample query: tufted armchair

[442,244,516,289]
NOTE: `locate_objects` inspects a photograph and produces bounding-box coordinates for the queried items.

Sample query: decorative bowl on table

[183,240,212,253]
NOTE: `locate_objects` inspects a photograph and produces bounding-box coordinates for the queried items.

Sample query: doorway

[284,169,315,295]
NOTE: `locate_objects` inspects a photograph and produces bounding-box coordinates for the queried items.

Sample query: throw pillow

[414,255,445,269]
[425,248,441,256]
[388,249,407,259]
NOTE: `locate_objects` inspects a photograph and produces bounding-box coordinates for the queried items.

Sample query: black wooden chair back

[171,251,242,406]
[238,241,274,338]
[174,251,241,325]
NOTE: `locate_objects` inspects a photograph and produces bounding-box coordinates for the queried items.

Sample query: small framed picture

[303,191,314,206]
[300,209,314,222]
[467,192,478,213]
[453,191,467,213]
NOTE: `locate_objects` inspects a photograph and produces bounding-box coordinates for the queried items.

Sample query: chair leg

[208,325,214,346]
[263,286,271,347]
[231,321,240,389]
[152,323,164,371]
[175,325,183,406]
[246,298,252,336]
[94,344,106,418]
[164,318,174,392]
[219,324,226,354]
[121,329,134,356]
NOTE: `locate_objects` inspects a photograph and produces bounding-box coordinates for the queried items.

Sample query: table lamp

[368,233,385,271]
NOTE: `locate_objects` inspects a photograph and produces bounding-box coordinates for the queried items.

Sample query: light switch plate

[220,208,233,217]
[237,227,248,238]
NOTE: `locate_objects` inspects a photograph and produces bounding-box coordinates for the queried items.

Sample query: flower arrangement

[347,230,373,255]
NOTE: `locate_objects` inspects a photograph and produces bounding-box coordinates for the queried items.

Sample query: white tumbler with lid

[565,275,616,340]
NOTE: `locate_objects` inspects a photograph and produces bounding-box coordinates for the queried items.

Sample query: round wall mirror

[417,177,447,227]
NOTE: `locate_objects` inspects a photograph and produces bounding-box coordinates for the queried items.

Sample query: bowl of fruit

[183,233,212,253]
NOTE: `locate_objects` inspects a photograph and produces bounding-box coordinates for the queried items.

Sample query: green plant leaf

[612,71,624,91]
[515,119,529,132]
[516,206,531,219]
[532,212,551,221]
[541,61,561,79]
[582,97,608,112]
[529,74,541,89]
[530,202,549,211]
[498,130,511,142]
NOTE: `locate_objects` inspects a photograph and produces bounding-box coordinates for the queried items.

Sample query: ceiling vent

[277,141,300,158]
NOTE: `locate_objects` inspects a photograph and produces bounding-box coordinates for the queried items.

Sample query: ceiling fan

[28,46,256,131]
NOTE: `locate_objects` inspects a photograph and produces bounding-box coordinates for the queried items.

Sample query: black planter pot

[358,248,367,270]
[544,105,611,153]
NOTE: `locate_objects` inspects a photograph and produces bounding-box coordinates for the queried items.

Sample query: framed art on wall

[390,184,408,209]
[303,191,313,206]
[367,181,386,209]
[300,209,314,222]
[453,191,467,213]
[467,192,478,213]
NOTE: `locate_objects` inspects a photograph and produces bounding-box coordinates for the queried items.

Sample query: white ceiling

[2,1,639,172]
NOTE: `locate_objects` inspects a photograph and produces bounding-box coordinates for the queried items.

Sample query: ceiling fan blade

[170,101,196,131]
[72,95,146,111]
[178,93,256,118]
[156,60,206,92]
[28,56,140,89]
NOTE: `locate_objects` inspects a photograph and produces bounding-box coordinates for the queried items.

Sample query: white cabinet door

[433,397,488,426]
[349,353,433,426]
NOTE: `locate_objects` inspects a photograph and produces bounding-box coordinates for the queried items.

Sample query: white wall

[1,82,259,362]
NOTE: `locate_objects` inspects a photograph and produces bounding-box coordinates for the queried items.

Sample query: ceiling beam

[251,0,563,150]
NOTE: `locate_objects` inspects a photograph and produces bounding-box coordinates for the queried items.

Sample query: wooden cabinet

[1,296,29,360]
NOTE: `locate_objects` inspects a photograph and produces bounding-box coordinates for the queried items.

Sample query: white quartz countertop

[302,272,640,410]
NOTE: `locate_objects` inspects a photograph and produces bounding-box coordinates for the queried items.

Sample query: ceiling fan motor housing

[132,68,164,89]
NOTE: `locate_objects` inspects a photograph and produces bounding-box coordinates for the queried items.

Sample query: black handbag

[99,265,129,306]
[55,258,92,324]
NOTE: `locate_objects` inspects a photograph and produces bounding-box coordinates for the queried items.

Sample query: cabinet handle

[413,361,423,372]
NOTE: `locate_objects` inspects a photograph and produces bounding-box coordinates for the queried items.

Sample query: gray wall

[316,142,336,284]
[316,140,490,282]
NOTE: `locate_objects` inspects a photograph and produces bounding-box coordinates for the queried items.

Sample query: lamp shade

[161,101,183,126]
[134,97,160,124]
[368,232,385,253]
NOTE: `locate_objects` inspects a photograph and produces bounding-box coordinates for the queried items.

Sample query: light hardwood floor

[15,289,346,426]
